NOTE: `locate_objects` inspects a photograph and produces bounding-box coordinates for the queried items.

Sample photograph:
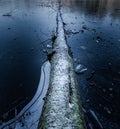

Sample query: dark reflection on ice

[0,0,56,122]
[0,61,50,129]
[62,0,120,19]
[61,0,120,129]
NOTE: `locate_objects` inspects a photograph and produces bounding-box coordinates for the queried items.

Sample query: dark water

[61,0,120,128]
[0,0,56,121]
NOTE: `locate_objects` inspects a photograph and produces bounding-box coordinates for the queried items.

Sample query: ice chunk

[88,110,103,129]
[75,64,87,74]
[47,44,52,48]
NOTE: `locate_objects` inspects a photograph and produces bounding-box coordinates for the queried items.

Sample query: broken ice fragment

[96,40,99,43]
[88,110,103,129]
[43,49,47,53]
[74,58,77,62]
[104,107,112,114]
[80,46,86,50]
[96,36,103,43]
[75,64,87,74]
[47,44,52,48]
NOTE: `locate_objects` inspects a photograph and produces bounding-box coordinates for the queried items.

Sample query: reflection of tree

[108,0,120,19]
[61,0,120,19]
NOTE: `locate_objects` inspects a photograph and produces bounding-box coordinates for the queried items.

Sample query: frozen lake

[0,0,120,129]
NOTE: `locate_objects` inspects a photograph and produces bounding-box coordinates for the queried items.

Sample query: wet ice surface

[0,61,50,129]
[61,0,120,129]
[0,0,57,123]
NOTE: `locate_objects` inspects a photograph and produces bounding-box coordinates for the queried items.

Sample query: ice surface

[1,61,51,129]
